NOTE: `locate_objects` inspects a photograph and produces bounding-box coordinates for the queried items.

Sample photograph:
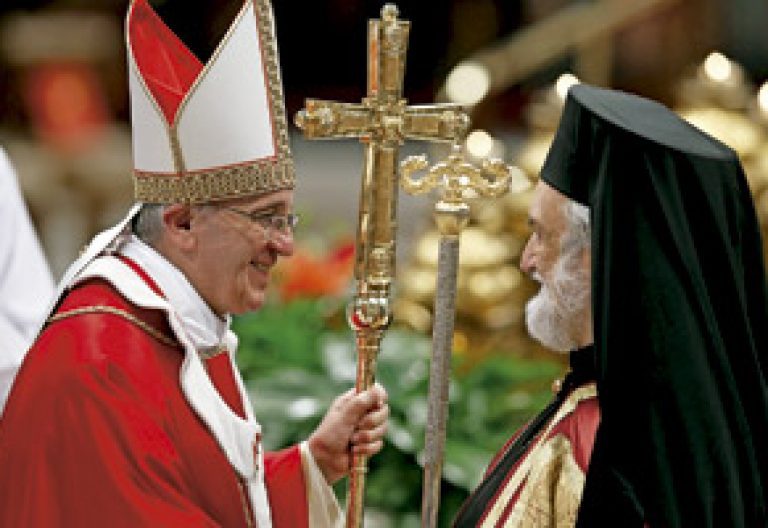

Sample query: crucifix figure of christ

[295,4,470,527]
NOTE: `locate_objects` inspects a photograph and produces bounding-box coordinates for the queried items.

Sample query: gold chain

[47,305,179,348]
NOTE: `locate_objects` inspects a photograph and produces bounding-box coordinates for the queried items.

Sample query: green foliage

[233,299,565,526]
[236,298,329,377]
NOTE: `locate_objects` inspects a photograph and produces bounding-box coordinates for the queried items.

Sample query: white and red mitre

[126,0,294,204]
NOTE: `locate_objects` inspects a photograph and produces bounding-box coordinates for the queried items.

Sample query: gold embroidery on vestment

[236,478,256,528]
[47,305,179,348]
[481,383,597,527]
[503,435,585,528]
[197,346,229,360]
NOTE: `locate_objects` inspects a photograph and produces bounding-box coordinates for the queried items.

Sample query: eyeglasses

[219,206,299,240]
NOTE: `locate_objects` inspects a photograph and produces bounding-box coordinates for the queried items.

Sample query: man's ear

[161,204,196,251]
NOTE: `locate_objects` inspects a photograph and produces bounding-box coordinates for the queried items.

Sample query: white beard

[525,250,590,353]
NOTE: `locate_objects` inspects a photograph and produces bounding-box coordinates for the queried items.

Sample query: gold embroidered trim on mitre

[133,158,295,204]
[252,0,293,165]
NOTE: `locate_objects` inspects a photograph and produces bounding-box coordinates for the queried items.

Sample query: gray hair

[133,204,166,245]
[561,200,590,253]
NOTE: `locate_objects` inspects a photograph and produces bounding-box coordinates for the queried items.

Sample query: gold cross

[295,5,471,527]
[295,4,470,288]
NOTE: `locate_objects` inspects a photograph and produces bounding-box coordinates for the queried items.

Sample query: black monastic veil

[542,84,767,527]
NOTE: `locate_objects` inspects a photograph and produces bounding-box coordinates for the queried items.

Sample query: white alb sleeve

[299,441,343,527]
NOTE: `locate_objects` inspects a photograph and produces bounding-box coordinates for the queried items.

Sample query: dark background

[2,0,765,130]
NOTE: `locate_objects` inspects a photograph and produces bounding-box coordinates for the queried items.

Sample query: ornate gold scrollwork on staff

[401,144,511,528]
[295,4,469,527]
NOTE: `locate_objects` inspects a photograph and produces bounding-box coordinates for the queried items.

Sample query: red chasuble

[0,264,309,527]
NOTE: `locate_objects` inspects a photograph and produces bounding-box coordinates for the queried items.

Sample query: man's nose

[520,237,535,274]
[269,230,294,257]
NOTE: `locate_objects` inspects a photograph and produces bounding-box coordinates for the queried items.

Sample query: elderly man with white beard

[453,83,768,528]
[452,180,599,528]
[523,184,592,354]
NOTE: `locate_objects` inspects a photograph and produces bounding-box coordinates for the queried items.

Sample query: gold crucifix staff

[401,145,511,528]
[295,4,469,527]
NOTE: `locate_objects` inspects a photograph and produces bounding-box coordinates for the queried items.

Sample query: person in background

[454,84,767,527]
[0,147,54,414]
[0,1,388,526]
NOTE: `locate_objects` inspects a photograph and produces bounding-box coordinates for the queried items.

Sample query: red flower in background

[275,238,355,301]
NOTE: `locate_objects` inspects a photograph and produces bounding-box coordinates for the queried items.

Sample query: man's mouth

[250,261,270,272]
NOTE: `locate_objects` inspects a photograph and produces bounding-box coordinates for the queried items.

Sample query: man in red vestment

[0,1,388,526]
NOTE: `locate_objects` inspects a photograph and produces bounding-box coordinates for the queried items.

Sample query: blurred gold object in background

[398,55,768,359]
[676,52,768,257]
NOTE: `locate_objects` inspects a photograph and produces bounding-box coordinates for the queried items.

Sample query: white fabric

[126,52,177,173]
[127,0,277,175]
[36,205,141,337]
[120,237,229,350]
[0,149,54,413]
[177,1,276,170]
[300,441,343,527]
